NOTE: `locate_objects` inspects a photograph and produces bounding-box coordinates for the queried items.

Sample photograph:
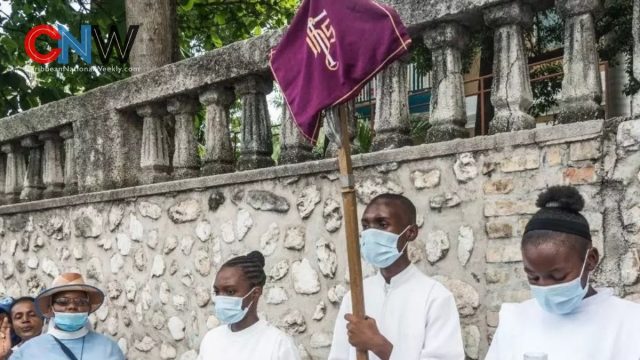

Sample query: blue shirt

[9,331,124,360]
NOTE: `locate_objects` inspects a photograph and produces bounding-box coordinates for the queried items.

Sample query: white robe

[197,319,300,360]
[485,288,640,360]
[328,264,465,360]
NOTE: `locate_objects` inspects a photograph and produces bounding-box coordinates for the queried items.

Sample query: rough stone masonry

[0,118,639,360]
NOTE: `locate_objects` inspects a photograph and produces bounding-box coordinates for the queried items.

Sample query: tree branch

[0,89,19,114]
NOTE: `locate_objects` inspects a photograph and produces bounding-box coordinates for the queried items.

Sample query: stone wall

[0,119,639,360]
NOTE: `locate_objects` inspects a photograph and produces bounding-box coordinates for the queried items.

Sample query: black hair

[221,251,267,287]
[9,297,43,326]
[9,297,35,316]
[368,193,417,224]
[522,186,591,256]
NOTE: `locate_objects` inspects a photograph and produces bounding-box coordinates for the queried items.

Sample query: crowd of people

[1,185,639,359]
[0,272,124,360]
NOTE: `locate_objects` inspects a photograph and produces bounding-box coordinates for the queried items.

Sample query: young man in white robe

[328,194,465,360]
[485,186,640,359]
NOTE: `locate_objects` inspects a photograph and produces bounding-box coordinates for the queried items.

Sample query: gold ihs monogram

[306,10,339,71]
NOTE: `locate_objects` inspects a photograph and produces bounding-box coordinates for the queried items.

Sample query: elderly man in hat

[9,273,124,360]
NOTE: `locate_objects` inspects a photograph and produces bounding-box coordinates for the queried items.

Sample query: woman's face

[213,267,260,307]
[522,237,597,287]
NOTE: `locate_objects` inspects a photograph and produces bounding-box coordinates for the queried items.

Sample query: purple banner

[270,0,412,142]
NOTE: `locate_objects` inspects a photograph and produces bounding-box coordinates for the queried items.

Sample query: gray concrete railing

[0,0,634,204]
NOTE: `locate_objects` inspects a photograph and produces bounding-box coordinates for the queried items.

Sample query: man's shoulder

[361,266,457,299]
[414,270,456,300]
[607,294,640,309]
[200,324,229,342]
[17,333,53,348]
[11,333,54,356]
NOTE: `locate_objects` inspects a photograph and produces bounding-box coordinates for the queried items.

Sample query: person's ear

[248,286,262,304]
[587,247,600,272]
[404,224,418,242]
[397,224,417,252]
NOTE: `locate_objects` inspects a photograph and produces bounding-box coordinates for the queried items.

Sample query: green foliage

[271,124,281,163]
[0,0,300,117]
[409,113,430,145]
[194,105,206,159]
[597,0,639,96]
[351,113,430,151]
[0,0,129,116]
[529,62,563,117]
[526,8,563,58]
[355,116,372,153]
[229,100,243,159]
[410,41,431,77]
[177,0,298,56]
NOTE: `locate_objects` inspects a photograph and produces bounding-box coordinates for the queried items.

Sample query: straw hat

[35,273,104,318]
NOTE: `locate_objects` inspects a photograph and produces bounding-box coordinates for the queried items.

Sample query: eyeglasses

[52,298,90,307]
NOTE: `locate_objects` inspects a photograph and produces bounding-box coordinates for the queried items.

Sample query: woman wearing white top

[485,186,640,360]
[197,251,300,360]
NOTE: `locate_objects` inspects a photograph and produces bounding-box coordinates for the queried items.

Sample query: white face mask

[212,287,256,324]
[359,226,410,268]
[529,248,592,315]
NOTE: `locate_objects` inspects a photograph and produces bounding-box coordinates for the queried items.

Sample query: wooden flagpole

[336,104,368,360]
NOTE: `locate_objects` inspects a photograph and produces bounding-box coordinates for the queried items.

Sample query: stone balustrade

[0,0,635,205]
[199,87,236,175]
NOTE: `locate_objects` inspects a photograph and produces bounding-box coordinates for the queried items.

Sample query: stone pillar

[235,76,275,171]
[20,136,44,201]
[279,106,314,164]
[423,23,469,143]
[633,0,640,118]
[1,144,25,203]
[371,58,413,150]
[199,87,235,175]
[74,111,142,193]
[137,104,171,184]
[485,2,535,133]
[38,132,65,198]
[556,0,604,123]
[59,126,78,195]
[167,96,199,179]
[0,153,5,205]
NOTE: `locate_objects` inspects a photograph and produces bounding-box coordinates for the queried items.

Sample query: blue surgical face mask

[529,248,592,315]
[213,287,256,325]
[360,226,410,268]
[53,312,88,332]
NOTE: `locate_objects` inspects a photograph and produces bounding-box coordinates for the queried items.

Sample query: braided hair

[221,251,267,287]
[522,186,592,257]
